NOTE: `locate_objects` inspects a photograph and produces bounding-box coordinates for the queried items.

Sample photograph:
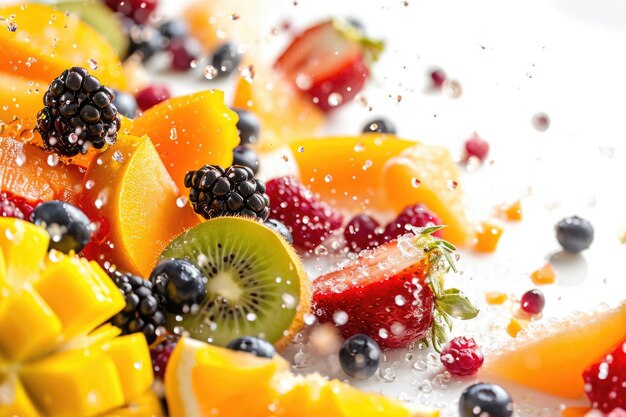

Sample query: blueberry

[339,334,381,379]
[233,108,260,145]
[459,383,514,417]
[264,219,293,244]
[159,20,188,40]
[233,145,260,174]
[150,259,207,314]
[31,201,92,253]
[212,43,242,78]
[362,117,396,134]
[226,336,275,358]
[126,24,165,61]
[112,90,138,119]
[555,216,594,253]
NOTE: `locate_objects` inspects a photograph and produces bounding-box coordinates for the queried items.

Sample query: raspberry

[135,84,171,112]
[105,0,158,24]
[383,203,443,242]
[0,192,38,220]
[464,133,489,161]
[583,338,626,412]
[150,337,178,379]
[266,176,343,250]
[344,214,382,252]
[440,336,484,376]
[430,68,446,88]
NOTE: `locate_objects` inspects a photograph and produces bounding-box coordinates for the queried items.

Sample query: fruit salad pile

[0,1,622,417]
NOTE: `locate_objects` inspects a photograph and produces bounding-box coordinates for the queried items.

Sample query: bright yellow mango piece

[100,391,164,417]
[0,376,43,417]
[101,334,154,403]
[20,347,125,417]
[0,218,49,287]
[0,287,62,361]
[35,255,124,341]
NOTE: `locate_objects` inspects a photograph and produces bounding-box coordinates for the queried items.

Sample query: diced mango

[506,317,528,338]
[0,218,49,287]
[20,347,125,417]
[485,292,508,305]
[475,221,504,253]
[0,377,44,417]
[100,391,164,417]
[101,334,154,402]
[531,263,556,285]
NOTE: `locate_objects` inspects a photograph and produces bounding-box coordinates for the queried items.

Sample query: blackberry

[109,272,165,344]
[185,165,270,221]
[36,67,120,157]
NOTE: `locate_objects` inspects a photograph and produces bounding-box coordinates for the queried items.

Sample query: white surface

[155,0,626,415]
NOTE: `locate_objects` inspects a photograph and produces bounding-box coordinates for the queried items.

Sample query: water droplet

[7,21,17,32]
[176,196,188,208]
[532,112,550,131]
[169,127,177,141]
[354,141,365,152]
[241,65,255,82]
[444,80,462,98]
[246,312,257,321]
[378,328,389,339]
[297,146,304,153]
[281,293,297,309]
[411,178,421,188]
[295,73,313,90]
[333,310,348,326]
[112,150,124,162]
[395,295,406,306]
[303,313,317,325]
[88,59,98,70]
[327,92,343,107]
[85,180,95,190]
[324,174,332,183]
[47,153,59,166]
[230,13,240,20]
[447,180,458,190]
[15,151,26,166]
[362,160,373,170]
[203,65,218,80]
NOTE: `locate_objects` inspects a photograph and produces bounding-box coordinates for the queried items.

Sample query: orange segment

[130,90,239,192]
[80,135,200,276]
[474,221,504,253]
[0,3,126,88]
[290,135,416,211]
[383,144,475,247]
[233,69,325,151]
[0,133,84,204]
[483,303,626,398]
[531,263,556,285]
[165,337,438,417]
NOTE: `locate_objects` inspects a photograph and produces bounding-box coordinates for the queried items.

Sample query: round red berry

[440,336,484,376]
[135,84,171,111]
[167,38,201,72]
[430,68,446,88]
[150,337,178,379]
[0,192,39,220]
[464,133,489,161]
[383,203,442,242]
[520,289,545,315]
[344,214,382,252]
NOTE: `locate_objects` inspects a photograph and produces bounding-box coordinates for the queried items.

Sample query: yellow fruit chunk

[0,288,62,361]
[483,303,626,398]
[0,4,126,88]
[383,144,475,247]
[0,218,49,286]
[290,135,416,211]
[474,221,504,253]
[35,256,124,341]
[485,292,508,305]
[501,200,523,221]
[101,391,164,417]
[0,376,43,417]
[81,135,200,276]
[130,90,239,193]
[100,334,154,402]
[531,263,556,285]
[20,347,125,417]
[506,317,528,338]
[233,69,325,151]
[166,337,438,417]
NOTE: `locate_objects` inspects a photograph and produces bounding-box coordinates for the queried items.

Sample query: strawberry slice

[275,19,384,112]
[312,226,478,350]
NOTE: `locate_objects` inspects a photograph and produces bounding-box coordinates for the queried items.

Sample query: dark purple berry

[339,334,381,380]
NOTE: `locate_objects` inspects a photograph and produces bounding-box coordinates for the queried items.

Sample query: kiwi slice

[160,217,310,349]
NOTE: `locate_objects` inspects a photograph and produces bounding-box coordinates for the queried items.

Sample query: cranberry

[440,336,484,376]
[383,203,443,242]
[344,214,382,252]
[167,38,201,72]
[520,289,545,315]
[430,68,446,88]
[105,0,158,24]
[135,84,171,111]
[150,337,178,379]
[464,133,489,161]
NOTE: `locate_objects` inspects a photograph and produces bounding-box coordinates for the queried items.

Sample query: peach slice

[290,135,416,211]
[0,3,126,88]
[483,303,626,398]
[233,69,325,151]
[0,133,84,204]
[382,144,475,247]
[130,90,239,193]
[81,135,200,277]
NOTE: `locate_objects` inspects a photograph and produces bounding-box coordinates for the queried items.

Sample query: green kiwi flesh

[160,216,305,347]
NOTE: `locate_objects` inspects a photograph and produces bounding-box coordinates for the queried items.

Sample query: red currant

[520,289,545,315]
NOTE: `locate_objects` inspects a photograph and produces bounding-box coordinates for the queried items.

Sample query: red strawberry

[312,228,478,350]
[0,191,39,220]
[266,176,343,251]
[274,19,384,112]
[583,338,626,412]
